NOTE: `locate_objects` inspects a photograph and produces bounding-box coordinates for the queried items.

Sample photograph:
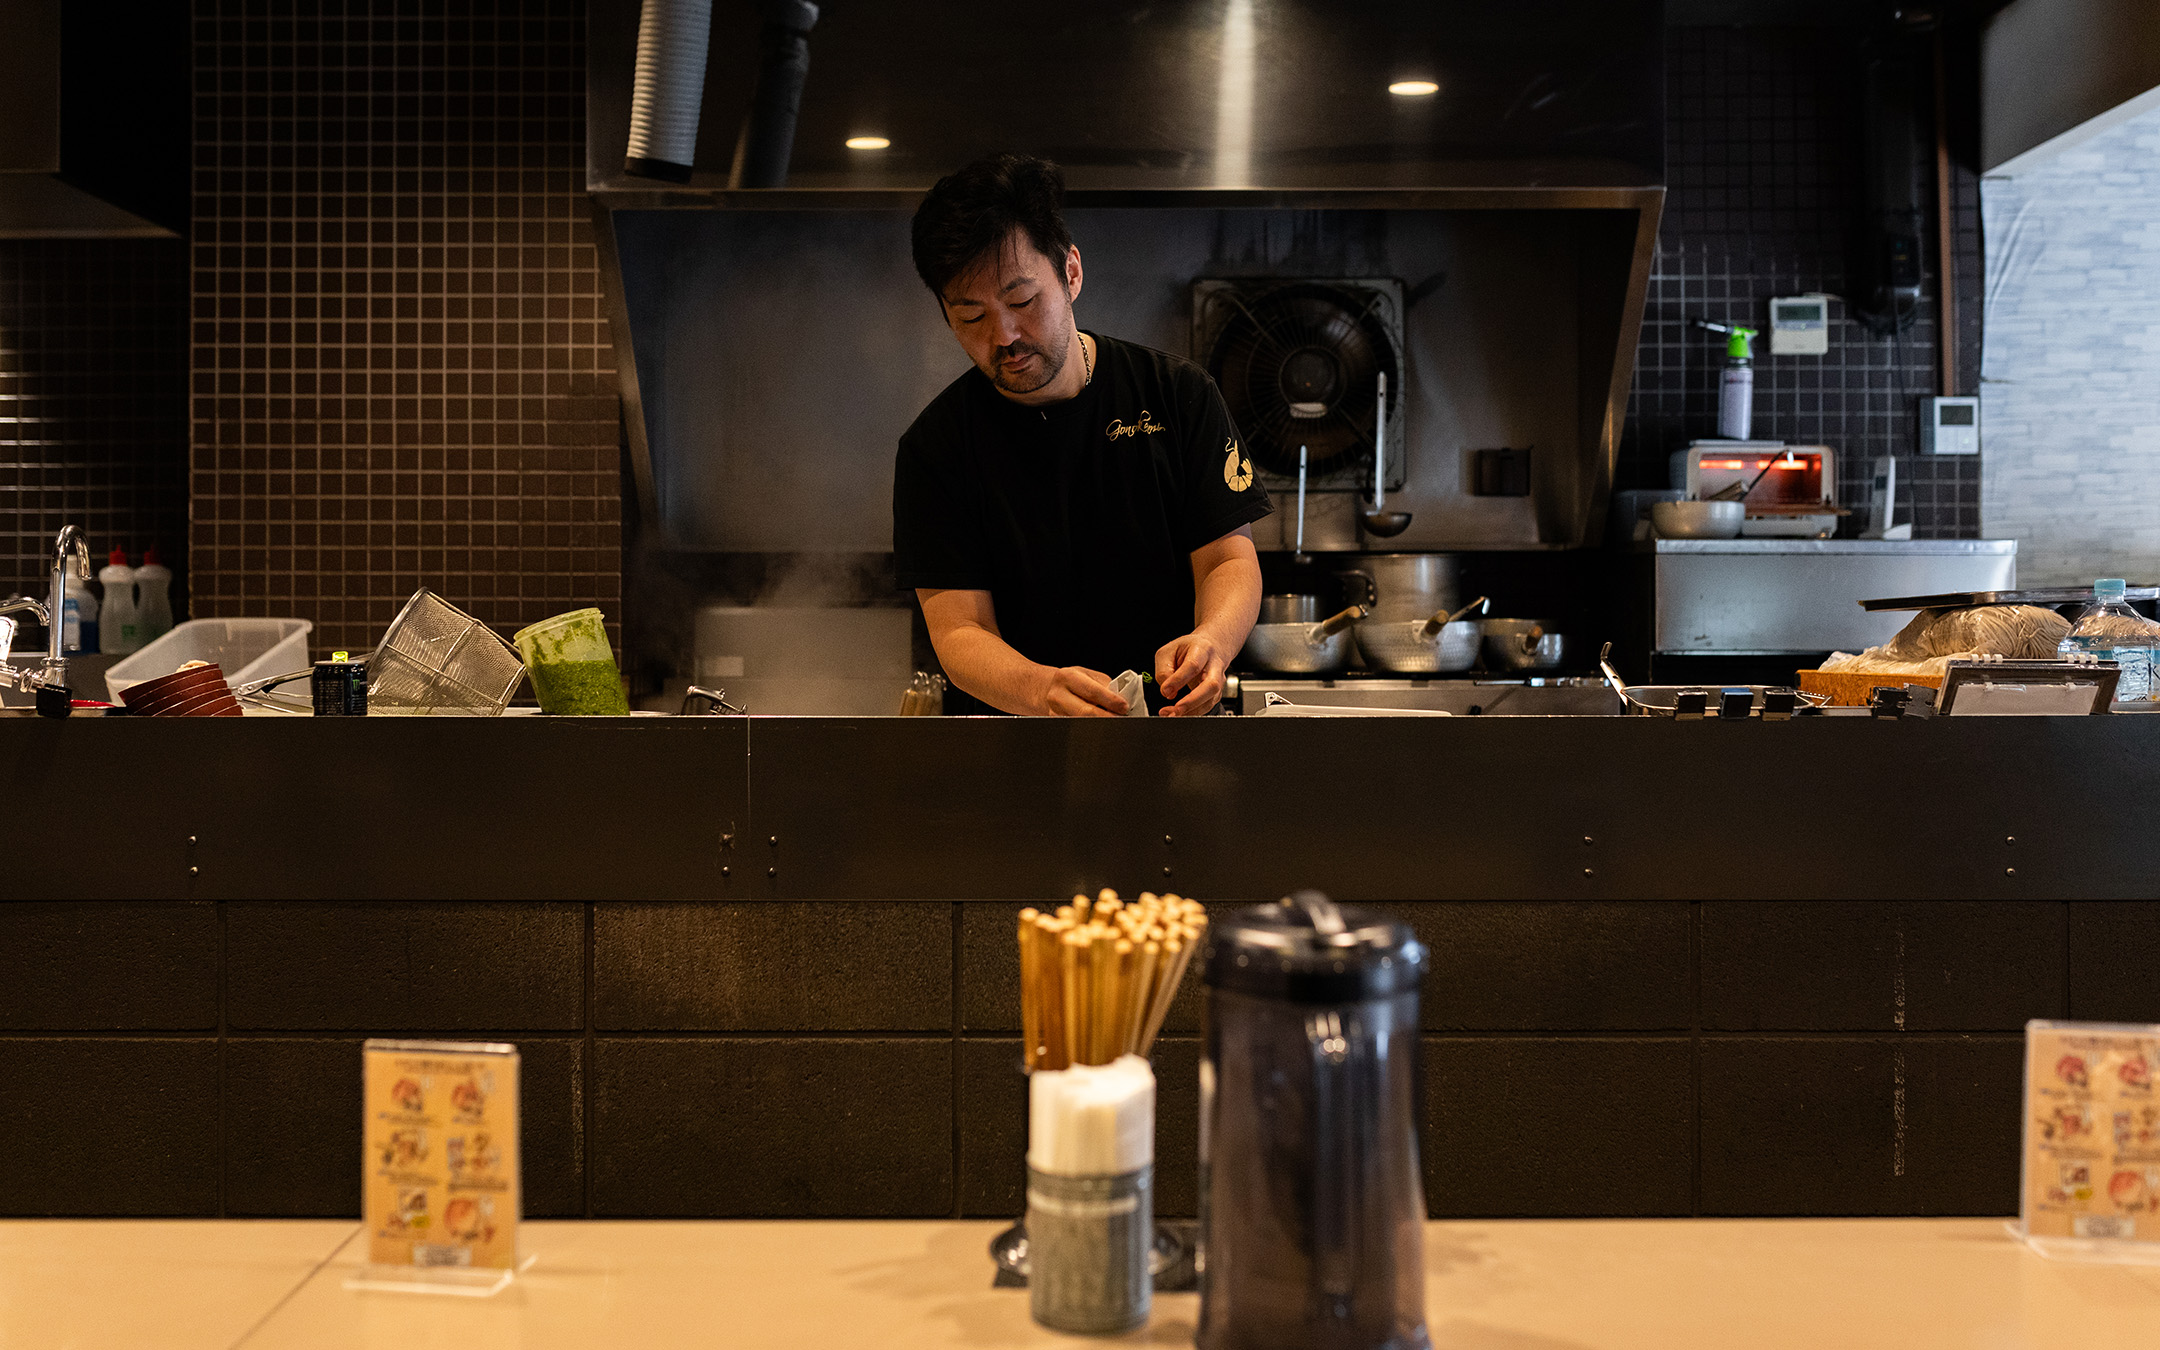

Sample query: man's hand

[1154,632,1230,717]
[1038,666,1130,718]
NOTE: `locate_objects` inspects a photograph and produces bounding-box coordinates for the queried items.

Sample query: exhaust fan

[1192,278,1405,493]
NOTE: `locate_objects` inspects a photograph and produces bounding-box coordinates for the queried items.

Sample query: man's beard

[986,326,1071,395]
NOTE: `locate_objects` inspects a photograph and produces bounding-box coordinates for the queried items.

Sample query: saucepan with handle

[1354,596,1489,674]
[1239,604,1369,675]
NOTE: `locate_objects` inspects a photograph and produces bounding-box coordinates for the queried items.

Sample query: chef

[894,154,1271,717]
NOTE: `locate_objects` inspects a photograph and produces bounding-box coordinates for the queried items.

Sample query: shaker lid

[1202,890,1425,1002]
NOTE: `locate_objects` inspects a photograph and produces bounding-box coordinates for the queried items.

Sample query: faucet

[0,594,52,699]
[0,595,48,629]
[43,525,89,685]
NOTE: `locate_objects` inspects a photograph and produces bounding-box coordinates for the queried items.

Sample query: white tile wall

[1982,106,2160,585]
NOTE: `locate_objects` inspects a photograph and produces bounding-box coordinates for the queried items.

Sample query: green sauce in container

[511,608,628,715]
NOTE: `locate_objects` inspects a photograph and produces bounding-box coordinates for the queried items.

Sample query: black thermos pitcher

[1198,891,1430,1350]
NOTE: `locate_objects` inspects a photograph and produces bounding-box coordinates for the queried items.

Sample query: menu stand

[2014,1019,2160,1265]
[352,1039,534,1298]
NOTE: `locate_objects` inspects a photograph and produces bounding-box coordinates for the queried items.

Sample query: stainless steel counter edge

[1648,538,2019,554]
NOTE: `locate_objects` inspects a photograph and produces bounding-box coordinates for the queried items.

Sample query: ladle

[1359,372,1412,538]
[1292,445,1311,564]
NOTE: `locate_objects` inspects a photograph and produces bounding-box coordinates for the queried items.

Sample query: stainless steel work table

[7,1217,2157,1347]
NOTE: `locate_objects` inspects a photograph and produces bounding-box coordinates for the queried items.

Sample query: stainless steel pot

[1482,619,1570,672]
[1354,596,1490,674]
[1258,593,1320,624]
[1240,605,1368,674]
[1335,554,1460,620]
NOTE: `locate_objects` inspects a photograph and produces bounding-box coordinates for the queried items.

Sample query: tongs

[233,668,315,714]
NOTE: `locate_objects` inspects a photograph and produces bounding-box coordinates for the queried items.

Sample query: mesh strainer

[367,589,527,715]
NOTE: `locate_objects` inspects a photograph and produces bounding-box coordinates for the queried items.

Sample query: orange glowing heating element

[1694,451,1828,506]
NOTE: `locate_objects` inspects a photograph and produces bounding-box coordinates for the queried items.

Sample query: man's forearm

[1192,551,1262,650]
[931,622,1050,716]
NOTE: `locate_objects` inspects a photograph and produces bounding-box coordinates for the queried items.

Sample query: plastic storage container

[511,608,627,715]
[2057,579,2160,701]
[104,617,313,701]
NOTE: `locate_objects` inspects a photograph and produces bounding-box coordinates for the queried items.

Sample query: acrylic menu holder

[2014,1019,2160,1265]
[348,1038,535,1297]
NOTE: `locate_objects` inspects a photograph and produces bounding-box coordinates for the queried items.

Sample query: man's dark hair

[910,154,1074,301]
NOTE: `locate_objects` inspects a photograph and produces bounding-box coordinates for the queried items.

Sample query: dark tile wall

[0,896,2124,1219]
[189,1,623,657]
[0,240,190,613]
[1624,26,1984,537]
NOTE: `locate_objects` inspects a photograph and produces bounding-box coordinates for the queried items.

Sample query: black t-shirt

[894,333,1273,679]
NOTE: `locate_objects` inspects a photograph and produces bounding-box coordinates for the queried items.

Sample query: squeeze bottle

[98,549,139,655]
[135,547,174,645]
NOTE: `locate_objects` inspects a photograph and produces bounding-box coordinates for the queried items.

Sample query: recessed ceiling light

[1387,80,1439,97]
[845,136,891,150]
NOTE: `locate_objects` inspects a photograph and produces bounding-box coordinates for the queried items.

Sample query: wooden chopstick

[1021,891,1207,1069]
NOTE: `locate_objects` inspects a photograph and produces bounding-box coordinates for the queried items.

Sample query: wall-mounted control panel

[1768,295,1831,356]
[1921,396,1980,455]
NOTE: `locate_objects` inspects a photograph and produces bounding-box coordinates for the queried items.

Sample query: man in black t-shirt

[894,155,1271,716]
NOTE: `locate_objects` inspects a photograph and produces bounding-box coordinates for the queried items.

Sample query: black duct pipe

[625,0,713,182]
[728,0,820,190]
[1850,42,1927,336]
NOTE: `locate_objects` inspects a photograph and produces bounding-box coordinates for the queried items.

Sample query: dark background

[1,895,2099,1220]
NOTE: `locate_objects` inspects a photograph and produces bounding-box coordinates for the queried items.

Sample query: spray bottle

[1693,319,1759,441]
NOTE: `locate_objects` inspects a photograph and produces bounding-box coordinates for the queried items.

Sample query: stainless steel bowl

[1650,499,1744,539]
[1240,622,1356,674]
[1354,618,1481,674]
[1482,619,1570,672]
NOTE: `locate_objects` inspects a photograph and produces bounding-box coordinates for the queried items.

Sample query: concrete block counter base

[2,1217,2156,1348]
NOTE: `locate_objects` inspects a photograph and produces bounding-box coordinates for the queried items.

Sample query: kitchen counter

[7,713,2159,900]
[7,1217,2156,1348]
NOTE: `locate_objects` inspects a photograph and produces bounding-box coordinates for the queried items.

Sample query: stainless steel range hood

[0,0,188,239]
[587,0,1666,201]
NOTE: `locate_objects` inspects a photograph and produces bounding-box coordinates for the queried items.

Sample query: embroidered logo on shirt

[1223,438,1254,491]
[1106,410,1166,440]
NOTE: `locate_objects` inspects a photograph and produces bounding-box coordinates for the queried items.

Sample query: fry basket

[367,589,526,715]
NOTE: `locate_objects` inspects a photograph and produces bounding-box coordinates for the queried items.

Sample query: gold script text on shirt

[1105,410,1167,440]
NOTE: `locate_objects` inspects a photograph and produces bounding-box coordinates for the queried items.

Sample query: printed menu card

[362,1039,521,1273]
[2023,1020,2160,1253]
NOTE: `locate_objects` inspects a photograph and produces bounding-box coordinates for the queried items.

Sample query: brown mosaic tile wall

[191,0,622,658]
[0,240,190,618]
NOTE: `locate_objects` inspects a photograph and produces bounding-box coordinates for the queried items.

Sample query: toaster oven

[1670,442,1839,538]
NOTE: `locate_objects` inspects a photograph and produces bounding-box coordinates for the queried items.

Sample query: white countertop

[5,1217,2157,1348]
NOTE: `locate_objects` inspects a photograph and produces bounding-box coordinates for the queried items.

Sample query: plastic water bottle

[2057,578,2160,701]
